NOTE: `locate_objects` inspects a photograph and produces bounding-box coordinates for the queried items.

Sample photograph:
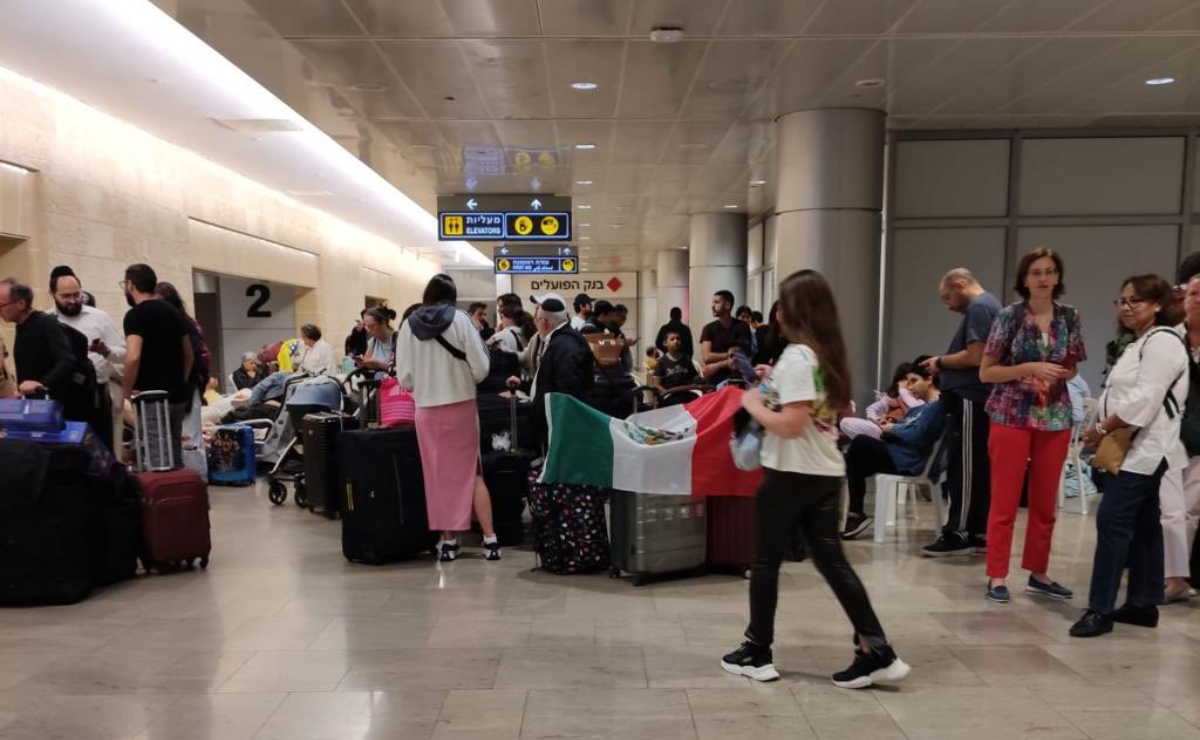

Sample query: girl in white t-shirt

[720,269,910,690]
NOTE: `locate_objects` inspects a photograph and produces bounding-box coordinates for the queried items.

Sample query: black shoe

[1025,576,1073,600]
[922,532,973,557]
[1069,610,1114,638]
[483,539,502,561]
[968,534,987,554]
[831,645,911,689]
[1112,603,1158,628]
[986,583,1011,604]
[720,641,780,682]
[841,513,873,540]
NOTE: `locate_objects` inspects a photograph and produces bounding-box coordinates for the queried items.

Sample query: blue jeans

[1087,460,1168,614]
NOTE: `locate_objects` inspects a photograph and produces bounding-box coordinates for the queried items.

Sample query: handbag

[378,378,416,427]
[730,407,764,472]
[1092,426,1133,476]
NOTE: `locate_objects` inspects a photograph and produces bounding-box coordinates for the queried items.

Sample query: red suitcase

[135,469,211,572]
[707,496,756,577]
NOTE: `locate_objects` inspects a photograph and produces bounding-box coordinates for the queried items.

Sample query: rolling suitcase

[528,471,610,575]
[707,495,756,577]
[302,412,359,517]
[130,392,211,573]
[88,464,141,587]
[0,440,92,605]
[479,395,533,546]
[339,427,437,564]
[609,492,707,585]
[208,424,256,486]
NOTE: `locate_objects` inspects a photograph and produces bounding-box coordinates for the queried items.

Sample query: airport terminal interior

[2,0,1200,738]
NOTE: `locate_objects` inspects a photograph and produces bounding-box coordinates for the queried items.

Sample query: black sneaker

[483,539,502,561]
[921,532,973,557]
[968,534,988,554]
[1069,609,1113,638]
[720,641,780,682]
[1025,576,1072,599]
[841,513,873,540]
[831,645,911,689]
[1112,603,1158,628]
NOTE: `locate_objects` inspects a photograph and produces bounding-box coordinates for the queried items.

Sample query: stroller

[254,373,358,506]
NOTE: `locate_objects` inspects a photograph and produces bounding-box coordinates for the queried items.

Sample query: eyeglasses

[1113,297,1148,309]
[116,280,129,290]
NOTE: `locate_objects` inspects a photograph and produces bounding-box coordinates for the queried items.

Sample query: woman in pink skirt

[396,274,499,562]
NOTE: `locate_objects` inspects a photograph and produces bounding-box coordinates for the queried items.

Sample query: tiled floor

[1,486,1198,740]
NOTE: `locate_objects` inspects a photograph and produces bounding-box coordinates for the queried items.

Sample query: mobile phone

[731,351,758,384]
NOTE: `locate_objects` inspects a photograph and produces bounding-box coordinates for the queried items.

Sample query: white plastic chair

[873,432,948,544]
[1058,398,1098,516]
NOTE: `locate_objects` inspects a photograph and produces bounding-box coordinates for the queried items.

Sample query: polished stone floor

[1,486,1198,740]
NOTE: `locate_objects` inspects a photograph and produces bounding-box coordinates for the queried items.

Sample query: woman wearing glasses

[978,248,1087,604]
[1072,276,1189,637]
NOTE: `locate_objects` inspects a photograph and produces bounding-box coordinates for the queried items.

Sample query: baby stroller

[261,373,357,506]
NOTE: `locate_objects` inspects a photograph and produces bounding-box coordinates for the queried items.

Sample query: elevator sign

[437,195,572,242]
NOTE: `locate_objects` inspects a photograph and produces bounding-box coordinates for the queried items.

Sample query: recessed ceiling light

[611,223,625,228]
[649,27,685,44]
[679,143,708,150]
[571,81,598,91]
[855,78,887,88]
[723,204,738,209]
[578,204,592,210]
[576,179,594,185]
[750,179,767,187]
[350,83,388,93]
[1146,76,1176,86]
[581,236,591,240]
[574,143,596,150]
[580,223,591,227]
[680,246,689,250]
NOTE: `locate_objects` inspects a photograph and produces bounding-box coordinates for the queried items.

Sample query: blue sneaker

[986,583,1010,604]
[1026,576,1072,599]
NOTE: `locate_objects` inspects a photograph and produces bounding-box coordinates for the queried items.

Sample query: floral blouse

[983,301,1087,431]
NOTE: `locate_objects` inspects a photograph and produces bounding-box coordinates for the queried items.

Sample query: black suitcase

[88,464,141,587]
[479,395,533,546]
[339,427,437,564]
[477,393,534,454]
[0,440,93,605]
[302,412,360,518]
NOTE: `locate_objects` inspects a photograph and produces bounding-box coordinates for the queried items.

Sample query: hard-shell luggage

[0,398,64,432]
[0,440,92,605]
[609,491,707,585]
[302,412,359,517]
[528,472,610,574]
[339,427,437,564]
[707,495,756,576]
[208,424,256,487]
[89,464,141,587]
[477,393,534,455]
[479,395,532,546]
[135,468,211,572]
[131,391,176,472]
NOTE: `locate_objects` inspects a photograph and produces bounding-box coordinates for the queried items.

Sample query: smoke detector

[649,27,685,44]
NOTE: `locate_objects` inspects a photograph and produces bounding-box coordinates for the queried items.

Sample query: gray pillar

[688,213,747,336]
[638,268,657,362]
[774,108,884,405]
[656,249,689,331]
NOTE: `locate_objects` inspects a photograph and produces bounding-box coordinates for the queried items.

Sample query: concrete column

[638,268,657,361]
[688,212,747,336]
[774,108,885,404]
[655,249,689,331]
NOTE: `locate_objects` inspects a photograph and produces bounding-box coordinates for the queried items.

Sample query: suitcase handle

[509,392,519,450]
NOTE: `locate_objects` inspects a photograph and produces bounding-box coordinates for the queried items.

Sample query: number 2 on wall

[246,283,273,318]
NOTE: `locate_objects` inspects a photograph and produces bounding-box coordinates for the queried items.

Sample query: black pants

[846,436,899,515]
[746,468,888,650]
[942,390,991,537]
[1087,462,1167,614]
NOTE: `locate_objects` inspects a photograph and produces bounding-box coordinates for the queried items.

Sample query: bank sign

[512,273,638,300]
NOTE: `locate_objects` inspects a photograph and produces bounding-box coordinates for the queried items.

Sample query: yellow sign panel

[497,258,512,272]
[514,216,534,236]
[442,215,464,237]
[540,216,560,236]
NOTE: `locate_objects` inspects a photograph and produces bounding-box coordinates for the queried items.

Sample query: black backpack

[53,323,101,417]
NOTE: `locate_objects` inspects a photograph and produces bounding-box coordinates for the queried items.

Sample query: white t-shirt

[760,344,845,477]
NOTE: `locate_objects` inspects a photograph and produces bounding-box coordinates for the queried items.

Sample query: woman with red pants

[979,248,1087,604]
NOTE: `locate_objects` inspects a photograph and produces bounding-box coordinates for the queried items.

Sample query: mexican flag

[540,386,763,497]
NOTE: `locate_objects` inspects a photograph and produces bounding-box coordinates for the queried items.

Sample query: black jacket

[655,320,695,361]
[530,325,594,446]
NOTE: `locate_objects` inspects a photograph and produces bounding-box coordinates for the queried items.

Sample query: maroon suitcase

[707,496,756,576]
[135,469,211,572]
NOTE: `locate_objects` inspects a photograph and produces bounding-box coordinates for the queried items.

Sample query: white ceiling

[14,0,1200,272]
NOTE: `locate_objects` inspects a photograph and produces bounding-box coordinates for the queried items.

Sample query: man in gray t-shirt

[920,268,1002,556]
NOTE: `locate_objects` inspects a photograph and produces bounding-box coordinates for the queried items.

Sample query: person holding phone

[978,248,1087,604]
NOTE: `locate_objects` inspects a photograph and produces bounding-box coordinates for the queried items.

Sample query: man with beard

[699,290,752,385]
[50,266,126,450]
[121,263,193,464]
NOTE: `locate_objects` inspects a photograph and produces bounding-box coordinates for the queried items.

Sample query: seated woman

[232,352,264,390]
[839,362,925,441]
[842,358,946,540]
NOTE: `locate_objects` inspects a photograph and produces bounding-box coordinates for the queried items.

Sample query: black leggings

[746,468,888,650]
[845,435,899,515]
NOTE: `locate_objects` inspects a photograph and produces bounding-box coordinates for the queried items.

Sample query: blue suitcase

[207,424,256,486]
[0,398,65,433]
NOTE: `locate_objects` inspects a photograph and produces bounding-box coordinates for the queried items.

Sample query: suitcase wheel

[294,483,308,508]
[267,480,287,506]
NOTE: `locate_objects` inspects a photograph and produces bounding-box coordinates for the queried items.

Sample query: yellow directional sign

[541,215,560,236]
[514,216,534,236]
[443,215,464,237]
[562,258,575,272]
[497,258,512,272]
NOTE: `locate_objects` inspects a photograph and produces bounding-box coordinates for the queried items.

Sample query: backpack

[54,323,101,416]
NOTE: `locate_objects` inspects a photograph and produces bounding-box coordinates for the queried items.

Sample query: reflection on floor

[1,485,1197,740]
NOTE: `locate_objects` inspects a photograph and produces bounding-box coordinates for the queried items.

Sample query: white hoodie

[396,305,489,408]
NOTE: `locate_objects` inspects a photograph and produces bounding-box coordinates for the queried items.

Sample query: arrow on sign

[500,246,510,255]
[531,199,542,210]
[466,199,478,211]
[562,247,572,256]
